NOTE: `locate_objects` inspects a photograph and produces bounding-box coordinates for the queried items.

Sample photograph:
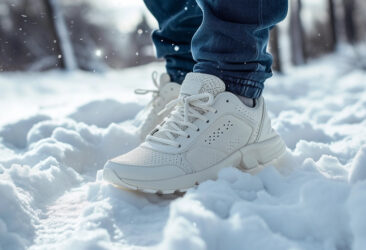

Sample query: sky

[84,0,157,32]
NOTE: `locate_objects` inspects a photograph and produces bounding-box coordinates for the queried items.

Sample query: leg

[143,0,202,84]
[103,0,289,193]
[192,0,288,98]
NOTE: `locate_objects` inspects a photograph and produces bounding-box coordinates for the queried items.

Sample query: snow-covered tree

[43,0,77,70]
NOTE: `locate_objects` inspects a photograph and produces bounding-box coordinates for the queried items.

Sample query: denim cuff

[193,68,265,99]
[221,76,264,99]
[165,55,196,84]
[167,68,187,84]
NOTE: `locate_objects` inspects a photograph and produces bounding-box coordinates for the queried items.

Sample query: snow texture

[1,52,366,250]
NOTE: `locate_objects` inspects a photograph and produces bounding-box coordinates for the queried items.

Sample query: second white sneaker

[134,72,181,141]
[104,73,286,193]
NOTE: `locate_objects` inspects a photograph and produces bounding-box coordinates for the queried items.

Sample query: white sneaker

[104,73,286,194]
[135,72,180,141]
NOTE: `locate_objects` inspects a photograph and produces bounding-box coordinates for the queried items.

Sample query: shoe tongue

[149,73,225,146]
[180,73,226,97]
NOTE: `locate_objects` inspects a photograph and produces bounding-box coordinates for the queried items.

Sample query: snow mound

[158,167,351,250]
[0,115,51,149]
[69,99,143,128]
[349,146,366,184]
[1,55,366,250]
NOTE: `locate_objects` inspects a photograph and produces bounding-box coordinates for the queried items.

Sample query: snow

[349,146,366,184]
[1,51,366,250]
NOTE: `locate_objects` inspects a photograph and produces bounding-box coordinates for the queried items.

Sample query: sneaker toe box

[103,160,186,182]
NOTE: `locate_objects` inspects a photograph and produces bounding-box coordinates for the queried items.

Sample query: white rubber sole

[103,135,286,194]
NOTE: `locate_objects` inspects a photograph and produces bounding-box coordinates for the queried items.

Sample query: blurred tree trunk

[270,26,282,73]
[290,0,306,66]
[328,0,338,51]
[43,0,77,70]
[343,0,357,44]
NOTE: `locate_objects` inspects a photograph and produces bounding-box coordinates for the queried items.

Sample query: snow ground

[1,52,366,250]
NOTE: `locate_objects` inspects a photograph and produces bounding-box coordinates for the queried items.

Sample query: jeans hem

[193,68,265,99]
[166,68,188,84]
[224,77,263,99]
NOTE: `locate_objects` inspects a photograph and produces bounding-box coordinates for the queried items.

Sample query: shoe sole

[103,135,286,194]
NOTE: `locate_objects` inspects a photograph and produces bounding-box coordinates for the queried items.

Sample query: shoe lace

[146,93,217,147]
[134,71,160,95]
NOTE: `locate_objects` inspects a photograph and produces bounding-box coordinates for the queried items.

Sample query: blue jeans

[144,0,288,98]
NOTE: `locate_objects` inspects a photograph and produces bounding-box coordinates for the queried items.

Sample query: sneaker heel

[239,136,287,171]
[240,154,259,170]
